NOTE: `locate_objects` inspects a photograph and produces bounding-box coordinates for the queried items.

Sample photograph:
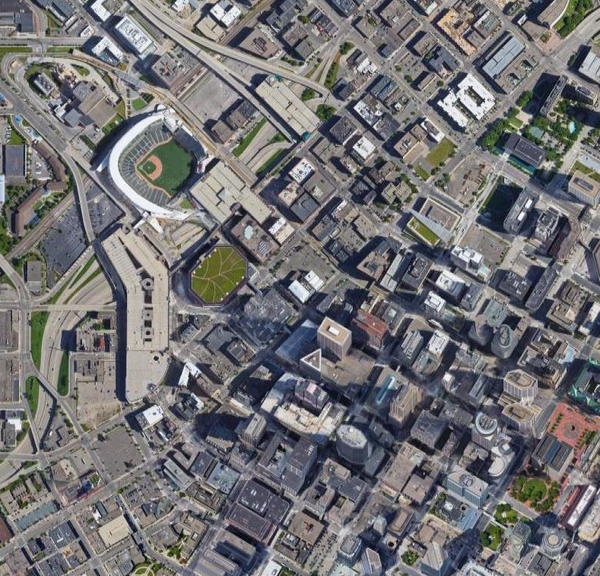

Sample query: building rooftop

[504,187,538,234]
[579,46,600,84]
[482,33,525,79]
[102,227,169,403]
[504,133,547,168]
[317,317,352,346]
[438,74,496,129]
[114,16,154,55]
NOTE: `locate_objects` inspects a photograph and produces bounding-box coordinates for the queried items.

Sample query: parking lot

[463,223,509,266]
[39,205,86,286]
[93,425,145,479]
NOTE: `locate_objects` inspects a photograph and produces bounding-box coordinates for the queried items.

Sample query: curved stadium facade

[103,109,207,219]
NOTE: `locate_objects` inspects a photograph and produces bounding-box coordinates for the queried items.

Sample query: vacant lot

[426,138,456,169]
[448,157,491,207]
[191,246,246,305]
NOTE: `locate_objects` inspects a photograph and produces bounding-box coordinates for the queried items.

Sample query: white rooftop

[289,158,315,184]
[439,74,496,128]
[89,0,110,21]
[114,16,154,55]
[210,0,241,27]
[352,136,376,161]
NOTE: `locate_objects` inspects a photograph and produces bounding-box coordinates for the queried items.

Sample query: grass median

[25,376,40,417]
[30,311,49,370]
[233,118,266,158]
[58,352,69,396]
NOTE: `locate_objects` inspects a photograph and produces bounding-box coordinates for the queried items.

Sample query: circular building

[336,425,371,466]
[102,109,206,219]
[491,324,517,359]
[189,244,247,306]
[472,412,499,450]
[489,443,516,478]
[541,530,566,558]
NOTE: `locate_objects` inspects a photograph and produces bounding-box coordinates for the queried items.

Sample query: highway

[0,4,597,575]
[130,0,329,95]
[123,16,300,144]
[0,76,130,472]
[0,37,86,49]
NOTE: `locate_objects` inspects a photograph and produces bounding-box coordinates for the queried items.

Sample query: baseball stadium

[101,109,207,219]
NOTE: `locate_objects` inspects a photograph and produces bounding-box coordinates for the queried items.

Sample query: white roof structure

[91,36,124,63]
[447,465,490,498]
[6,411,22,431]
[435,269,466,298]
[567,485,597,530]
[178,361,201,387]
[453,245,483,265]
[210,0,241,27]
[305,270,324,291]
[439,74,496,128]
[100,110,188,220]
[354,99,382,125]
[261,560,283,576]
[424,291,446,313]
[289,158,315,184]
[451,245,490,282]
[427,329,450,357]
[288,271,324,304]
[420,118,444,142]
[439,93,469,128]
[289,279,312,304]
[89,0,111,21]
[114,16,154,55]
[171,0,188,12]
[138,405,165,429]
[352,136,376,161]
[80,25,94,38]
[268,217,294,244]
[356,56,378,75]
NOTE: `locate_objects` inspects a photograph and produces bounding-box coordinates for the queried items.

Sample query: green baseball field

[191,246,247,305]
[137,138,194,196]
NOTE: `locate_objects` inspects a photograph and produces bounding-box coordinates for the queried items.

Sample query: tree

[301,88,316,101]
[481,118,510,150]
[340,41,355,55]
[517,91,533,108]
[316,104,336,122]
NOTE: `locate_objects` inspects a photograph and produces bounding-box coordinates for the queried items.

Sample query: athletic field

[137,138,193,196]
[191,246,246,304]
